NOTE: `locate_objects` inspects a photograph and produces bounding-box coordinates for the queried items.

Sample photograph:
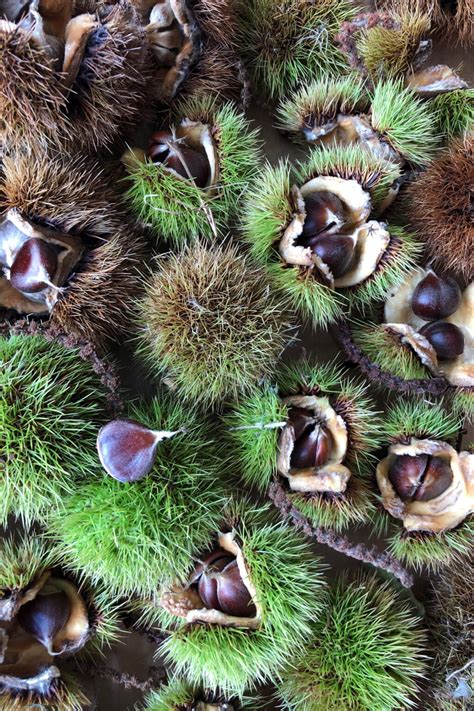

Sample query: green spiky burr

[141,679,260,711]
[0,533,121,711]
[224,358,382,531]
[0,328,117,526]
[374,398,473,571]
[136,241,291,409]
[125,96,262,246]
[48,395,227,597]
[277,75,438,166]
[277,572,427,711]
[137,501,326,698]
[428,89,474,143]
[242,143,420,329]
[236,0,357,102]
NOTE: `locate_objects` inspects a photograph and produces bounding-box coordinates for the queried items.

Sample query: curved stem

[269,481,414,588]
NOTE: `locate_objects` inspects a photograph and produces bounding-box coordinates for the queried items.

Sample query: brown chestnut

[308,234,355,278]
[10,238,58,293]
[388,454,452,502]
[287,407,314,441]
[414,457,453,501]
[411,271,461,321]
[97,419,162,483]
[17,587,70,653]
[301,192,344,240]
[419,321,464,360]
[290,424,332,469]
[147,130,210,188]
[196,549,256,617]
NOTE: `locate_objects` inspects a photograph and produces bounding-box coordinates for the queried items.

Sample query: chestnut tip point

[411,270,461,321]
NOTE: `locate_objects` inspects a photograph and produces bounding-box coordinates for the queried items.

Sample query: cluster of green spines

[142,680,259,711]
[155,504,326,697]
[0,534,59,592]
[428,88,474,142]
[277,573,427,711]
[0,334,108,525]
[356,11,430,80]
[275,73,369,139]
[370,79,439,165]
[386,521,474,571]
[383,398,463,444]
[351,322,429,381]
[237,0,357,101]
[125,97,261,246]
[48,395,227,596]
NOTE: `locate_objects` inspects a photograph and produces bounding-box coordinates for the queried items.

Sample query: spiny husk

[0,533,121,711]
[236,0,357,102]
[407,134,474,281]
[428,89,474,142]
[0,0,150,151]
[242,145,411,329]
[138,502,326,697]
[337,317,454,396]
[426,554,474,707]
[277,572,427,711]
[0,146,147,347]
[137,241,291,408]
[376,0,473,47]
[125,96,261,245]
[141,679,260,710]
[0,322,120,526]
[337,7,431,82]
[180,40,249,105]
[47,395,228,596]
[374,399,473,571]
[224,359,381,531]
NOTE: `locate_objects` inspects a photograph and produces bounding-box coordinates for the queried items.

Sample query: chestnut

[301,191,344,240]
[9,237,58,294]
[97,419,163,483]
[17,587,71,653]
[411,271,461,321]
[290,423,332,469]
[196,549,256,617]
[419,321,464,360]
[287,407,314,441]
[147,130,210,188]
[388,454,453,502]
[309,234,355,278]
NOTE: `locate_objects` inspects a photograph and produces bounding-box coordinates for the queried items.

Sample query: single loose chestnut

[411,271,461,321]
[419,321,465,360]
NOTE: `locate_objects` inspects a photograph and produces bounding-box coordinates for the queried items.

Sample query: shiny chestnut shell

[196,549,256,617]
[147,131,210,189]
[411,271,461,321]
[97,419,160,483]
[301,192,344,240]
[419,321,465,360]
[10,238,58,293]
[290,424,332,469]
[309,234,355,278]
[388,453,453,502]
[17,589,71,650]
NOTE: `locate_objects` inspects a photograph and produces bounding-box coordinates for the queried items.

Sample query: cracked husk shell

[161,531,261,630]
[277,395,350,494]
[407,65,468,96]
[384,268,474,387]
[376,438,474,533]
[278,183,390,288]
[146,0,201,102]
[0,571,90,697]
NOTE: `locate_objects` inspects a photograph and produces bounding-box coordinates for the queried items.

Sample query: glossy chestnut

[419,320,465,360]
[147,130,210,188]
[411,271,461,321]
